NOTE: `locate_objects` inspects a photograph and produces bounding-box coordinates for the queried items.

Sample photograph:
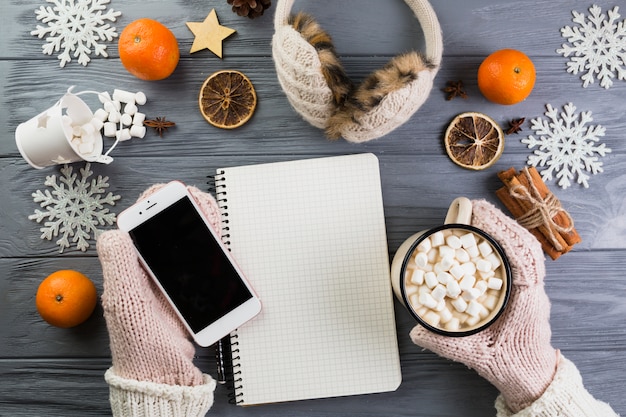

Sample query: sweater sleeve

[495,355,619,417]
[105,368,216,417]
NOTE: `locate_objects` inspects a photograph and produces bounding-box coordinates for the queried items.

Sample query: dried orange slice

[199,70,257,129]
[444,112,504,170]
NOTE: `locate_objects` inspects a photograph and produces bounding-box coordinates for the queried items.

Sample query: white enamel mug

[390,197,511,336]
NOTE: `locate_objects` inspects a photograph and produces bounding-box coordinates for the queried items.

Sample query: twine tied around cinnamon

[509,168,575,252]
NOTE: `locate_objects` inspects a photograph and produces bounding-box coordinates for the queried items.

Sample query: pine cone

[227,0,271,19]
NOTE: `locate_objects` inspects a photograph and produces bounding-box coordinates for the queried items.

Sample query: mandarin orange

[118,18,180,81]
[36,270,98,328]
[477,49,536,105]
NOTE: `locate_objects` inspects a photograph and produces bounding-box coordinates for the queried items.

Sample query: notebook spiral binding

[214,169,244,404]
[227,333,245,404]
[212,170,232,248]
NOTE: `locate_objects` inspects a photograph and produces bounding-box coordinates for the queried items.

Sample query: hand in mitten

[410,199,558,413]
[98,185,220,417]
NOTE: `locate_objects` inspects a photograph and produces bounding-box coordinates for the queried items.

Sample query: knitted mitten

[98,185,220,416]
[410,199,558,413]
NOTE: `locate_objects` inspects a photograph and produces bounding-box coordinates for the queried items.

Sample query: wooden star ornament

[186,9,236,58]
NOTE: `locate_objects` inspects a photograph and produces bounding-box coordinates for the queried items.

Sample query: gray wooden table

[1,1,625,416]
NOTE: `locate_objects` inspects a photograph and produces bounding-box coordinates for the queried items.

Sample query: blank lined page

[216,153,401,406]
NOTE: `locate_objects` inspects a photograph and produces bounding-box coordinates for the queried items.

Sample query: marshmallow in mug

[404,227,506,332]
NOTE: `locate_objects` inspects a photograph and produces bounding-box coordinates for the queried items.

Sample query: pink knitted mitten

[98,185,221,386]
[410,199,558,413]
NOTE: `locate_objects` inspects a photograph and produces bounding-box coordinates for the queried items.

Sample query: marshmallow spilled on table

[404,228,505,332]
[97,89,147,141]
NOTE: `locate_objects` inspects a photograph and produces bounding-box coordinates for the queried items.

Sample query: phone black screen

[128,196,254,333]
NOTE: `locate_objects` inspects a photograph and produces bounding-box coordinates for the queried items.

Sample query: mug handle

[444,197,472,225]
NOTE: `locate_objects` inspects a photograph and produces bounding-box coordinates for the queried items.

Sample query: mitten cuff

[494,355,618,417]
[105,368,216,417]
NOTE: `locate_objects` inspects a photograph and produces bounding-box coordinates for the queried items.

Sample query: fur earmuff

[289,12,354,107]
[325,52,436,140]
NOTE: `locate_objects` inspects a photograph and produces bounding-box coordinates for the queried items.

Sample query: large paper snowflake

[521,103,611,189]
[31,0,121,67]
[29,163,121,252]
[557,5,626,89]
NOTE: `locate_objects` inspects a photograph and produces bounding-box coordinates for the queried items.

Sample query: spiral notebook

[214,153,401,406]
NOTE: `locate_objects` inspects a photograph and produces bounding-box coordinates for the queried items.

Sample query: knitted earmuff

[272,0,443,143]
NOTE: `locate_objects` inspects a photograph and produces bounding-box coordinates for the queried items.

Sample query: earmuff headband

[272,0,443,142]
[274,0,443,67]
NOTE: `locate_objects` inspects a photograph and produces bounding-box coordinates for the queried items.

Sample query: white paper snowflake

[29,163,121,252]
[557,5,626,89]
[521,103,612,189]
[31,0,121,67]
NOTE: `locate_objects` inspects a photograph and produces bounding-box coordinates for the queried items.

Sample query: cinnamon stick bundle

[496,167,581,260]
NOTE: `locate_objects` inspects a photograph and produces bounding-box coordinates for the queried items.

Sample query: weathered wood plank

[4,55,624,157]
[1,153,625,259]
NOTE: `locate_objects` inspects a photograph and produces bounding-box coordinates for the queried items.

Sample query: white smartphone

[117,180,261,347]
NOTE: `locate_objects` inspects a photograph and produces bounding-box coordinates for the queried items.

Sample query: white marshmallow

[483,294,499,310]
[405,284,418,296]
[445,234,462,249]
[116,128,132,141]
[459,275,476,291]
[430,231,445,247]
[455,248,470,263]
[462,288,481,301]
[90,117,104,131]
[466,315,480,327]
[445,317,460,331]
[94,108,109,122]
[438,255,455,271]
[419,292,438,309]
[134,91,147,105]
[431,284,447,301]
[410,269,425,285]
[486,253,502,269]
[415,252,429,268]
[107,110,121,123]
[130,125,147,138]
[120,113,133,126]
[478,241,494,257]
[487,277,503,291]
[451,297,468,313]
[476,259,492,273]
[98,91,112,104]
[460,232,477,248]
[124,102,138,116]
[439,307,453,324]
[475,280,488,295]
[133,112,146,125]
[424,272,438,289]
[113,89,136,103]
[437,272,452,285]
[439,245,455,260]
[461,261,476,276]
[449,264,465,280]
[103,122,117,137]
[417,237,432,253]
[466,245,480,258]
[423,311,441,327]
[446,280,461,298]
[466,300,482,317]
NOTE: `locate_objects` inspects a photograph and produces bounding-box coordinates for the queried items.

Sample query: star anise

[143,117,176,137]
[506,117,526,135]
[443,80,468,101]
